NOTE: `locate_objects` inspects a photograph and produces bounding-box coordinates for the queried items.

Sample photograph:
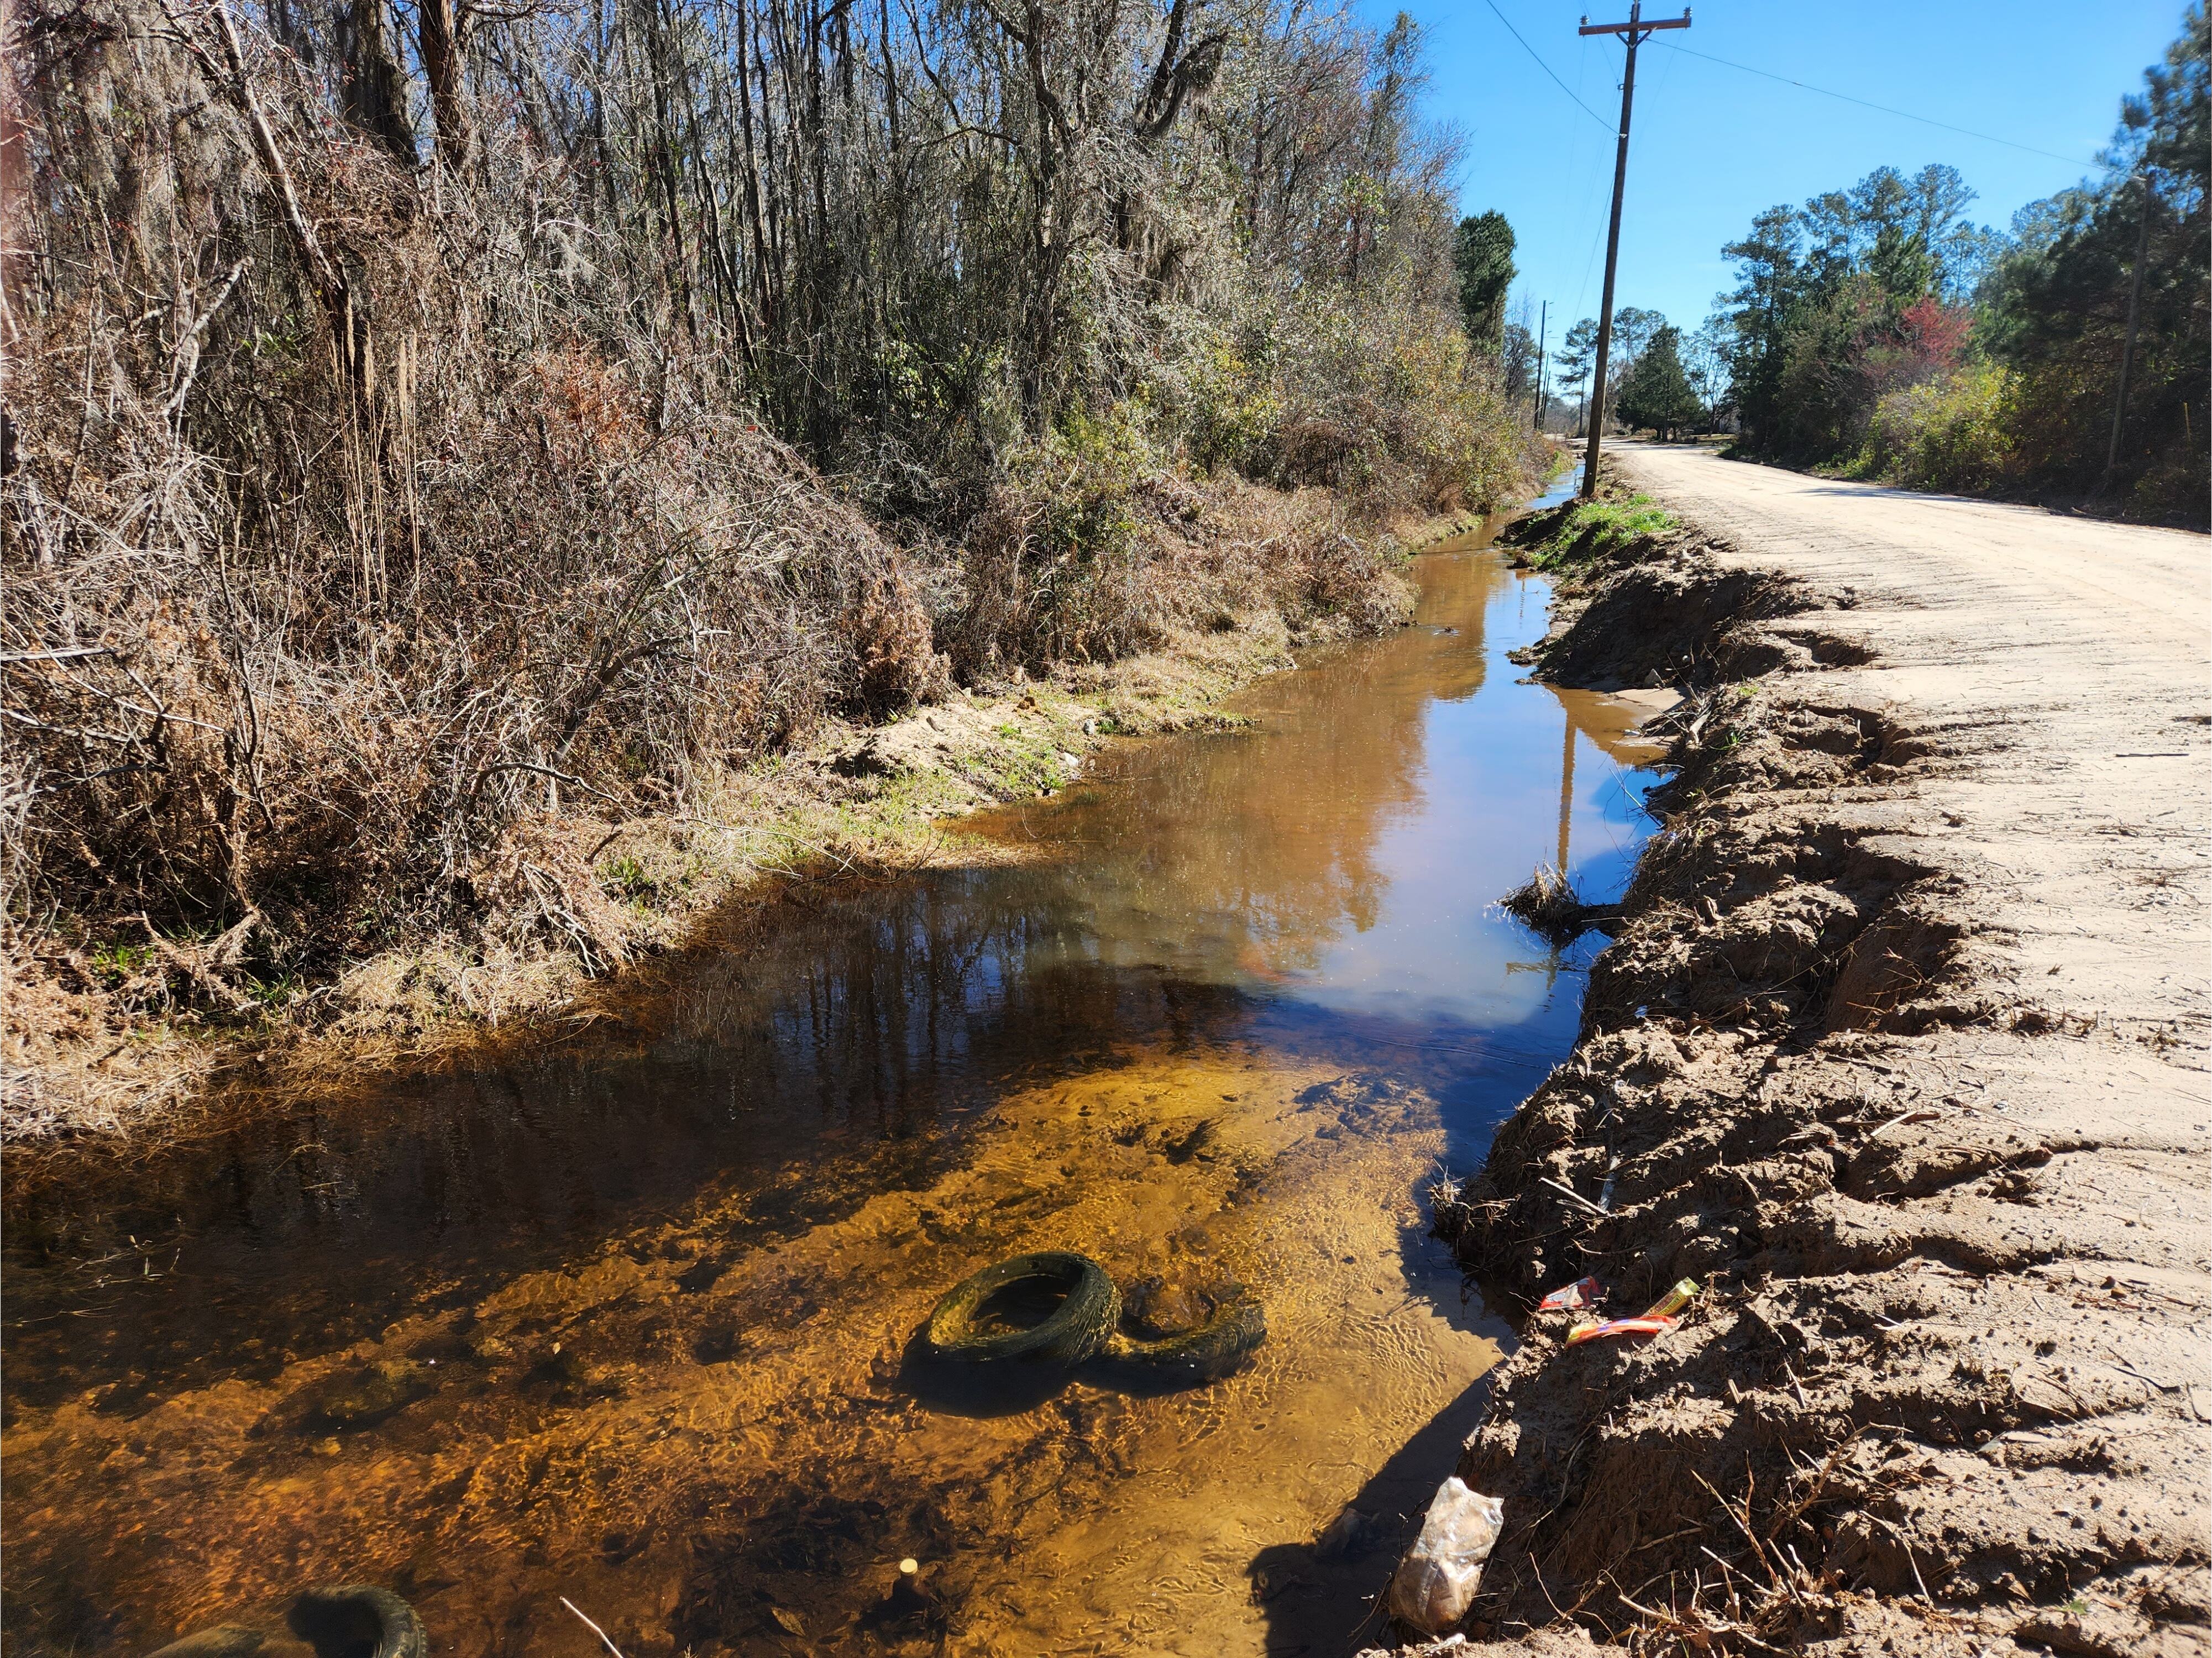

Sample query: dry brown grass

[0,2,953,1103]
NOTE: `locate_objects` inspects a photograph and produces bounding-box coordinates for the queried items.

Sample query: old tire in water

[925,1251,1121,1365]
[287,1586,427,1658]
[1101,1289,1266,1384]
[145,1587,424,1658]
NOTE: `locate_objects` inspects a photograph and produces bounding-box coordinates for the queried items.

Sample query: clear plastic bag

[1387,1477,1505,1634]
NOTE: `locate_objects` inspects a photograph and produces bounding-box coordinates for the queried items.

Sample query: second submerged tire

[1101,1290,1266,1383]
[145,1586,426,1658]
[287,1587,427,1658]
[925,1251,1122,1366]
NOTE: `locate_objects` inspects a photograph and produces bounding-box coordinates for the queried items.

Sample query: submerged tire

[287,1586,427,1658]
[146,1587,424,1658]
[925,1251,1121,1365]
[1102,1290,1266,1384]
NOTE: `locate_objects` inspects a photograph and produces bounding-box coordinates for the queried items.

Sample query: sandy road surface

[1616,443,2212,1647]
[1422,447,2210,1656]
[1616,445,2209,657]
[1617,442,2210,1050]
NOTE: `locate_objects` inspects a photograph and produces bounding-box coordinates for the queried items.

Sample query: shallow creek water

[2,508,1665,1658]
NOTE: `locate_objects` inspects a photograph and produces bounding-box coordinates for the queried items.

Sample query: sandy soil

[1405,448,2210,1654]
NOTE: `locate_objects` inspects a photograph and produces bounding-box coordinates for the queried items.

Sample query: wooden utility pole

[1577,2,1690,500]
[1533,300,1549,431]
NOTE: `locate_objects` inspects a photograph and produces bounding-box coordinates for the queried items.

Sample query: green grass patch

[89,940,155,986]
[1523,492,1679,570]
[598,854,655,901]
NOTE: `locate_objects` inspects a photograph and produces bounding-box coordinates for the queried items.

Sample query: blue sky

[1368,0,2189,348]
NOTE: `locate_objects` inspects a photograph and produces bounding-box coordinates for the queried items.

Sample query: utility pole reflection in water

[1507,711,1584,995]
[1556,709,1577,875]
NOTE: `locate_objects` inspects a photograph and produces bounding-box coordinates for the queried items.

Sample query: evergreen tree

[1453,212,1516,351]
[1608,306,1668,376]
[1556,317,1600,433]
[1717,167,1990,460]
[1979,2,2208,506]
[1616,325,1703,439]
[1718,204,1805,449]
[1684,317,1734,424]
[1605,305,1670,411]
[1710,4,2205,517]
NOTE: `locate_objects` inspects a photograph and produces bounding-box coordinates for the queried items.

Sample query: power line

[1653,41,2099,170]
[1480,0,1616,133]
[1566,35,1612,324]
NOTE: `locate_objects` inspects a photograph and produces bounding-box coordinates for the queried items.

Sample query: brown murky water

[1,506,1665,1657]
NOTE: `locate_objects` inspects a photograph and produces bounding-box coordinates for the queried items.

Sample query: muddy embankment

[1380,487,2210,1656]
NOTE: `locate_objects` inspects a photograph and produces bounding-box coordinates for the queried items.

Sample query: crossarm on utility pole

[1579,10,1689,35]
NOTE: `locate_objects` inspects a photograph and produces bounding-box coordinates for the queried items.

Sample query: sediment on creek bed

[1376,485,2211,1656]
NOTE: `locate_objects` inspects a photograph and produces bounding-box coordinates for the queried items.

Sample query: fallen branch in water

[559,1596,627,1658]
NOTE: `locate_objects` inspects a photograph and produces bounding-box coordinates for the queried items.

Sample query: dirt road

[1418,447,2210,1655]
[1619,442,2210,1052]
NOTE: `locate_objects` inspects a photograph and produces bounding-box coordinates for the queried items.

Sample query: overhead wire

[1542,30,2096,380]
[1565,32,1612,327]
[1653,41,2099,170]
[1479,0,1616,133]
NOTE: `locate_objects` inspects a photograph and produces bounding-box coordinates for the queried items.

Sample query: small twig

[1528,1550,1570,1622]
[1764,1428,1863,1544]
[586,823,635,863]
[0,647,115,664]
[34,762,169,792]
[559,1596,627,1658]
[1869,1514,1936,1605]
[1867,1108,1948,1141]
[1692,1469,1778,1586]
[468,760,623,807]
[2104,1354,2178,1393]
[1538,1175,1608,1217]
[163,257,252,420]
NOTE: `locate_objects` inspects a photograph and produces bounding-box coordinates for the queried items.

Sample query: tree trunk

[338,0,418,166]
[417,0,473,170]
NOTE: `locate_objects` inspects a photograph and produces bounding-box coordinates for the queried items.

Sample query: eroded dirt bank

[1392,449,2210,1656]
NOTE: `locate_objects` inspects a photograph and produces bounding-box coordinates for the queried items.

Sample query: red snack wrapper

[1536,1276,1605,1313]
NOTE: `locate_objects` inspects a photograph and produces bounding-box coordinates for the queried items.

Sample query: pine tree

[1454,212,1516,352]
[1556,317,1600,433]
[1616,324,1703,439]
